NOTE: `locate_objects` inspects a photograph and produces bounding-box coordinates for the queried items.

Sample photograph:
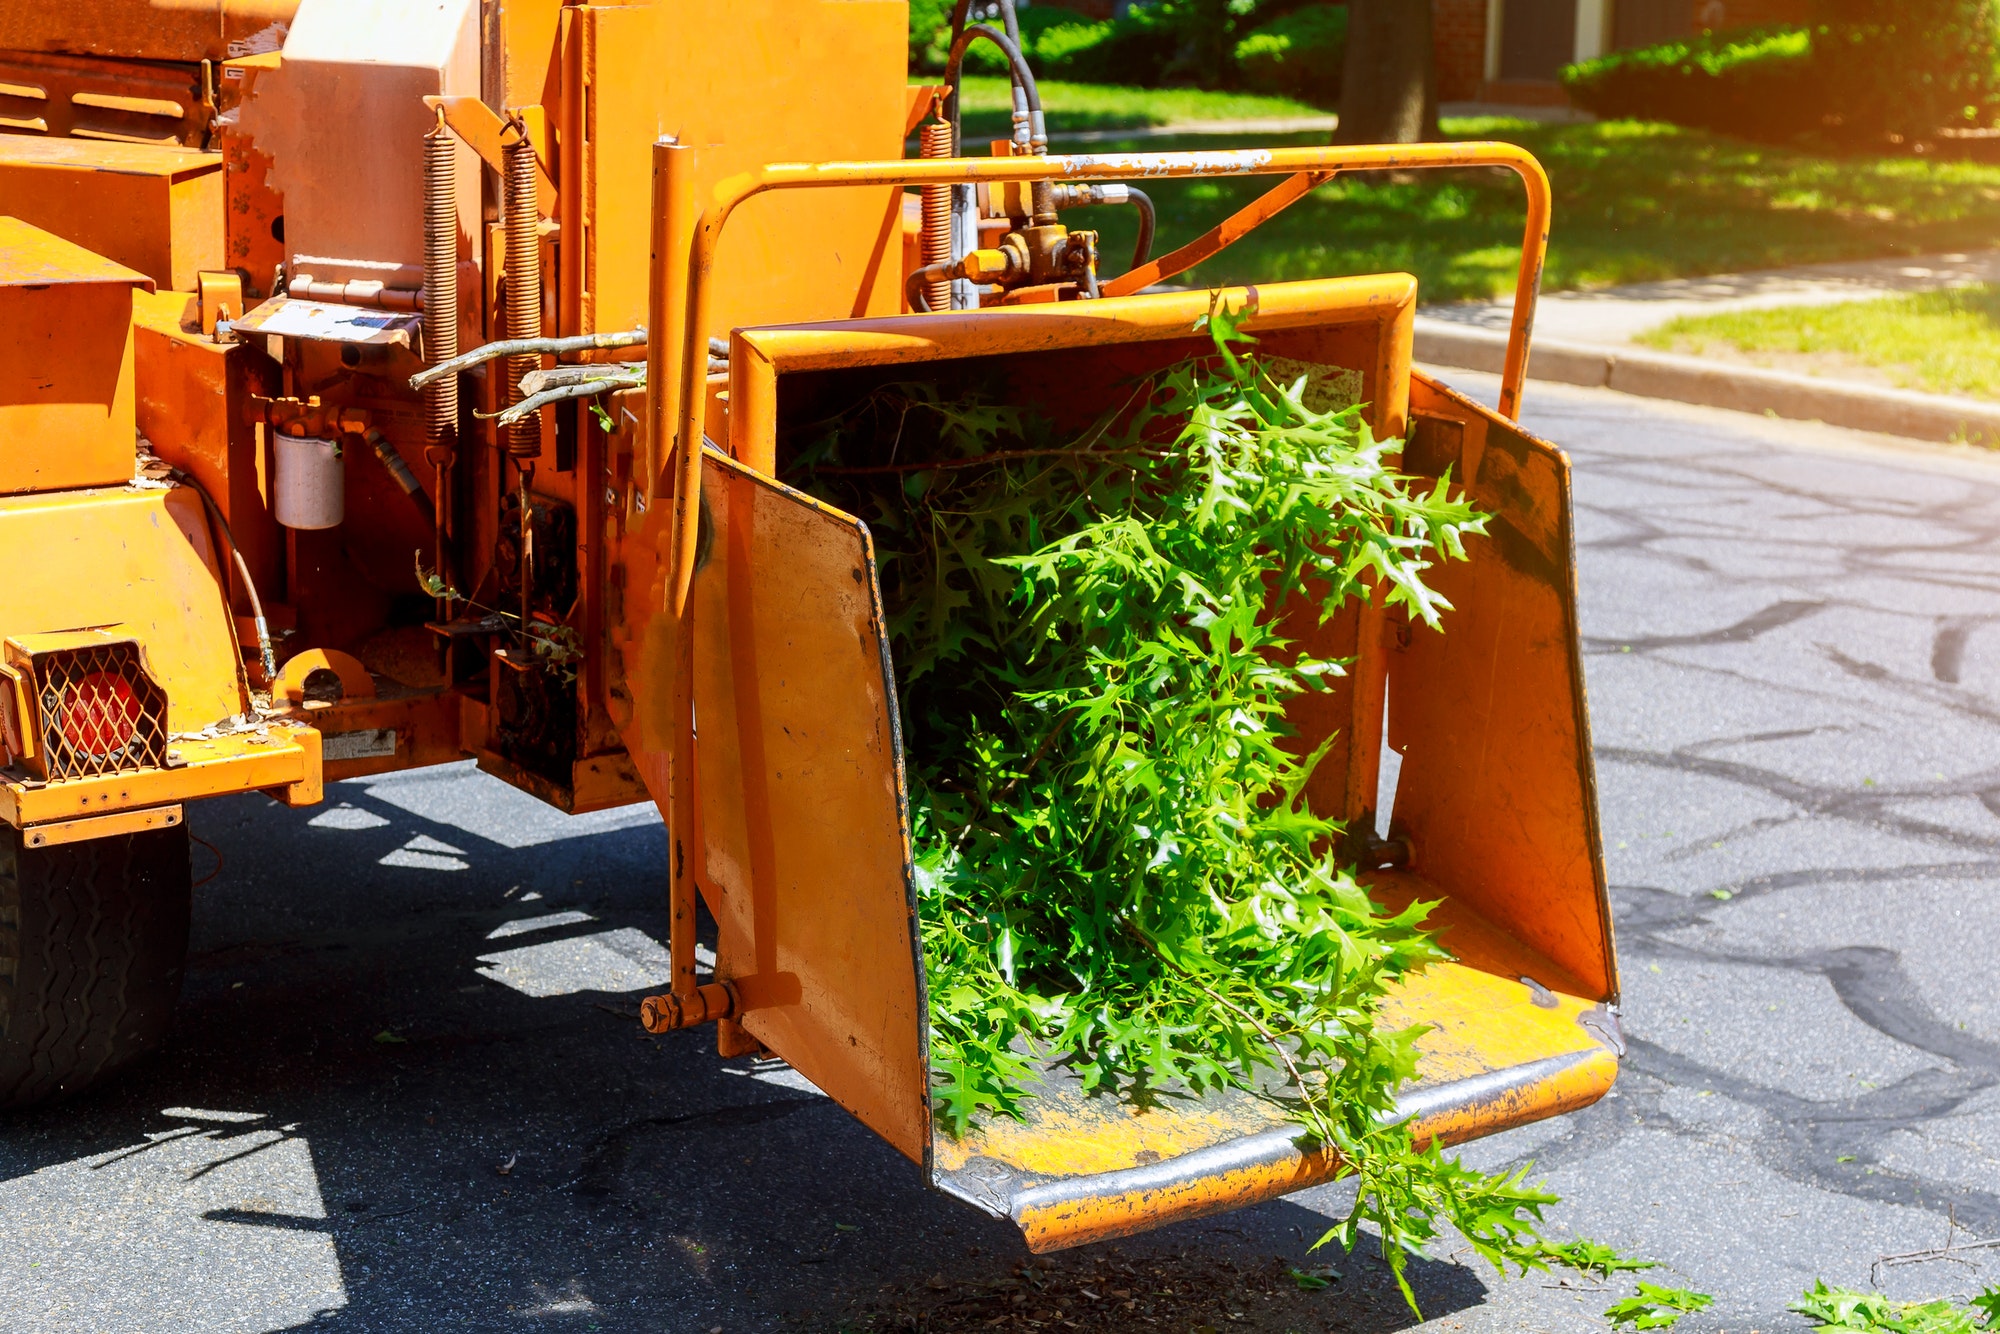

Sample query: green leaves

[1793,1282,1998,1334]
[1543,1237,1658,1277]
[1606,1283,1715,1330]
[803,310,1520,1313]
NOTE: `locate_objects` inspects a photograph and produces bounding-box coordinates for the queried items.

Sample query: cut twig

[519,361,645,395]
[409,327,647,389]
[1871,1207,2000,1284]
[484,377,645,427]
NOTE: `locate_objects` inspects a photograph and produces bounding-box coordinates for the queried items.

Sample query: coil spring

[919,120,953,313]
[422,125,459,447]
[503,134,542,459]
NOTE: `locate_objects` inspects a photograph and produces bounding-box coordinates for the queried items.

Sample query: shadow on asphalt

[0,773,1496,1332]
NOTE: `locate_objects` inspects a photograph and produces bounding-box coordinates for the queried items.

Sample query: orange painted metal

[130,287,282,608]
[0,486,242,732]
[272,647,375,704]
[0,136,223,290]
[578,1,909,344]
[905,84,951,138]
[683,263,1610,1248]
[24,803,183,848]
[664,142,1551,616]
[639,980,738,1034]
[425,95,558,217]
[1099,169,1331,299]
[0,0,1619,1260]
[0,724,316,826]
[0,218,151,494]
[687,446,929,1164]
[297,686,460,785]
[944,952,1619,1252]
[1390,371,1618,1001]
[215,54,284,299]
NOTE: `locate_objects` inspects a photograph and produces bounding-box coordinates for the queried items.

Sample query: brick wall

[1434,0,1490,101]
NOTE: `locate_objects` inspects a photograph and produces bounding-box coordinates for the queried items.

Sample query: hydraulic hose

[939,5,1045,308]
[943,24,1044,158]
[949,0,1020,46]
[906,262,955,314]
[1125,186,1156,270]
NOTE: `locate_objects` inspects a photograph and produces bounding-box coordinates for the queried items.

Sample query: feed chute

[631,147,1619,1249]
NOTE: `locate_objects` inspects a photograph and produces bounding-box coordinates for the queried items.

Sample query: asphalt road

[4,373,2000,1333]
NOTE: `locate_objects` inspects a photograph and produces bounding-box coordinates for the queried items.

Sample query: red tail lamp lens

[61,671,139,759]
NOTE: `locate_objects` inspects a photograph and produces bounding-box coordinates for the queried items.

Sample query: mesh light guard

[33,642,168,779]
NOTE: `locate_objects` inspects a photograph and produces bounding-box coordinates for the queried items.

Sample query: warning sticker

[323,729,398,762]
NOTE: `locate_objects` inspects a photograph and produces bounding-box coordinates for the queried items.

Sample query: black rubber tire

[0,824,191,1109]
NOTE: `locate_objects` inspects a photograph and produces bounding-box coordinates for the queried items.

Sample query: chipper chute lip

[938,1033,1619,1248]
[926,950,1621,1253]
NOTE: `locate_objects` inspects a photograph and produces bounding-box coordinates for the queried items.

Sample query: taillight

[57,670,140,760]
[25,642,168,779]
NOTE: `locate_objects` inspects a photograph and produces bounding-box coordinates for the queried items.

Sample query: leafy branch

[414,552,583,683]
[800,307,1529,1314]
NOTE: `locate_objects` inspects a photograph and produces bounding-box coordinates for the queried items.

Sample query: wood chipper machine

[0,0,1619,1251]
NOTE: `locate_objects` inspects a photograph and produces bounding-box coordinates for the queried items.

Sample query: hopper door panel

[690,449,931,1165]
[1386,372,1615,1002]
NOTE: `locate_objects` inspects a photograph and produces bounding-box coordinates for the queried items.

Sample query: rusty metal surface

[215,54,283,297]
[931,954,1619,1253]
[687,446,930,1166]
[0,135,221,289]
[0,49,208,145]
[0,0,296,64]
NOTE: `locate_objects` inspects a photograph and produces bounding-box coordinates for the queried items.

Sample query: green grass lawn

[954,75,1324,138]
[1635,286,2000,401]
[940,89,2000,303]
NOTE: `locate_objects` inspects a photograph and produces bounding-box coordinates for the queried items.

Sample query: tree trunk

[1335,0,1438,144]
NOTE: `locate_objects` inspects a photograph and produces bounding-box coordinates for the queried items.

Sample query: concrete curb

[1412,316,2000,446]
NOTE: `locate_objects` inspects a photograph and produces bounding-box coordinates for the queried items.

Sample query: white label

[323,728,397,762]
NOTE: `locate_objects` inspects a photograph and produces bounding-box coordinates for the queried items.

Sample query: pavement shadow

[0,769,1492,1332]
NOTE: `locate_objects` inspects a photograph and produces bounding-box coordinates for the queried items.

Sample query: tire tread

[0,826,190,1109]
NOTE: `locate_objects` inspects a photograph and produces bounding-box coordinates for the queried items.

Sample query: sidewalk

[1414,249,2000,446]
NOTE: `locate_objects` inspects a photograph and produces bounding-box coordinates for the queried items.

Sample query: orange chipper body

[0,0,1616,1250]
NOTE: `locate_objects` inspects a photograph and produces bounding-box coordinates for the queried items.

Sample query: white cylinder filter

[273,434,345,530]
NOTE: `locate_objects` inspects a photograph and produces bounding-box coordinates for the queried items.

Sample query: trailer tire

[0,824,191,1110]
